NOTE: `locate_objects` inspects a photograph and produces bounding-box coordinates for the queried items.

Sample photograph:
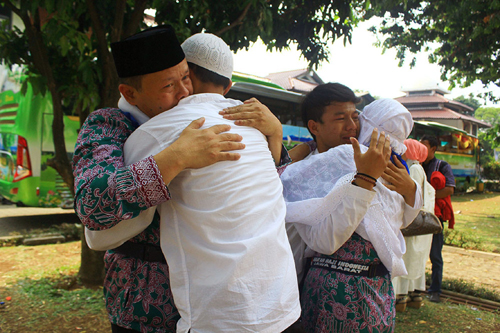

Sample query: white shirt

[124,93,300,333]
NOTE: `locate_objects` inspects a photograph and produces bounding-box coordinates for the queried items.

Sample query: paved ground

[0,204,79,237]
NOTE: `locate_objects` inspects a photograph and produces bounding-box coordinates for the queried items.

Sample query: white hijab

[358,98,413,155]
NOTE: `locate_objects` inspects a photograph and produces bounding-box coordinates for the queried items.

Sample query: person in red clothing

[431,171,455,228]
[421,135,455,303]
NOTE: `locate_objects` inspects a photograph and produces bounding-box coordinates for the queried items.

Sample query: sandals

[407,292,424,309]
[395,295,408,312]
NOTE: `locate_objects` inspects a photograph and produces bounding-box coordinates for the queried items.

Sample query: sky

[231,18,500,107]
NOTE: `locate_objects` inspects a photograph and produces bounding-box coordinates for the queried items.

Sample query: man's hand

[219,98,282,138]
[288,142,313,163]
[153,117,245,184]
[219,98,282,164]
[352,129,391,183]
[382,157,417,206]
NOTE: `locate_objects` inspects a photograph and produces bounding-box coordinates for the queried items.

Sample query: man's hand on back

[153,117,245,184]
[220,98,283,165]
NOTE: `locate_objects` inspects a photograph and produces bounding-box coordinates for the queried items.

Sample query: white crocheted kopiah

[281,143,408,277]
[181,33,233,79]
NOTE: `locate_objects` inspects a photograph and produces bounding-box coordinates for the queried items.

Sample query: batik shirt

[73,107,291,332]
[73,108,176,332]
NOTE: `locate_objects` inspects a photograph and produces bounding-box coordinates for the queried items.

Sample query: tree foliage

[475,106,500,158]
[475,106,500,126]
[367,0,500,101]
[454,94,482,112]
[0,0,370,285]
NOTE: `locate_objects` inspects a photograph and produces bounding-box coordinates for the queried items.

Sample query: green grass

[449,192,500,252]
[395,300,500,332]
[0,269,108,332]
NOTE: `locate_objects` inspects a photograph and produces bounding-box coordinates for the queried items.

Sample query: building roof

[266,69,323,92]
[396,94,448,104]
[409,108,491,128]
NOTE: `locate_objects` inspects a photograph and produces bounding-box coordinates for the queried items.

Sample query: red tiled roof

[289,78,318,92]
[266,69,309,90]
[396,95,448,104]
[409,109,491,128]
[396,94,474,112]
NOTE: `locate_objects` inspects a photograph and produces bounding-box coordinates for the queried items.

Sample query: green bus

[0,82,79,207]
[410,120,479,192]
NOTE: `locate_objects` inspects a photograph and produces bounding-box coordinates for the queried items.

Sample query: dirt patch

[431,245,500,295]
[0,241,107,333]
[0,242,81,287]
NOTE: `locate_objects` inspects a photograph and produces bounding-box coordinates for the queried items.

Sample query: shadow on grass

[0,273,108,333]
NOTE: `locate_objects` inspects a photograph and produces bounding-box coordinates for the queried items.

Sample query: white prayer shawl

[124,93,300,333]
[282,144,416,277]
[284,148,378,282]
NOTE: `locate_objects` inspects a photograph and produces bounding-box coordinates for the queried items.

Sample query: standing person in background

[392,139,436,311]
[420,134,455,303]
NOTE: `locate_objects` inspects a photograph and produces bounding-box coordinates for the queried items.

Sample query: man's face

[420,140,436,162]
[308,101,359,153]
[133,59,193,118]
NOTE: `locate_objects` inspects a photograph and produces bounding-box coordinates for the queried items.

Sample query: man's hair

[421,134,440,148]
[301,82,361,140]
[120,75,143,91]
[188,62,231,90]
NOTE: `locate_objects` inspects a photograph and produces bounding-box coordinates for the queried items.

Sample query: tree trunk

[79,228,106,287]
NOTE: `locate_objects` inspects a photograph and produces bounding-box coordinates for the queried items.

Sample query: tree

[475,106,500,126]
[0,0,369,285]
[476,107,500,163]
[367,0,500,101]
[455,94,481,112]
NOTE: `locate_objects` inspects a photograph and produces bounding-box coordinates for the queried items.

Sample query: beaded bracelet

[353,173,377,187]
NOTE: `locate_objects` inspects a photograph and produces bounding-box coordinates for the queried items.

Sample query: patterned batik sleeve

[276,144,292,176]
[73,109,170,230]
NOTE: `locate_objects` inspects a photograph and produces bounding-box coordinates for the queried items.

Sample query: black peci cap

[111,25,185,78]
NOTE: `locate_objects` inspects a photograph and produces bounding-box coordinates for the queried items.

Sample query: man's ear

[118,84,138,106]
[308,119,319,136]
[222,79,233,96]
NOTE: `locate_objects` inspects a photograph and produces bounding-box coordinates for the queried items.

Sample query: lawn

[1,241,500,332]
[0,192,499,332]
[451,192,500,252]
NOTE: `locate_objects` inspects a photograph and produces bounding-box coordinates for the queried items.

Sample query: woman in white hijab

[281,98,422,333]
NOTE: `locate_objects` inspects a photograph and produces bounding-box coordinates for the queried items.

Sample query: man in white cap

[123,33,300,333]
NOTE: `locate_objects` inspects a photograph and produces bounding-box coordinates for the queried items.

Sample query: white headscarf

[357,98,413,155]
